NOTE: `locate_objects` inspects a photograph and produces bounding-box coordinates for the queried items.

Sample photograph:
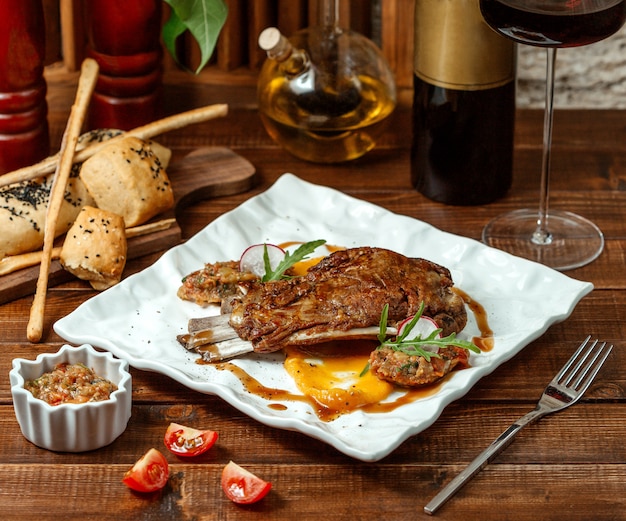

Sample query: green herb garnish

[361,302,480,376]
[261,240,326,282]
[162,0,228,74]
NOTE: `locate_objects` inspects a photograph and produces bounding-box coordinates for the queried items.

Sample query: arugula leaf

[377,303,389,344]
[381,303,480,357]
[162,0,228,74]
[361,303,480,377]
[389,332,481,361]
[261,240,326,282]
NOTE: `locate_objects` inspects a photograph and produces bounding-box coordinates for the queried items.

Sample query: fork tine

[556,335,613,398]
[567,340,602,388]
[555,335,592,383]
[562,337,600,388]
[571,342,612,394]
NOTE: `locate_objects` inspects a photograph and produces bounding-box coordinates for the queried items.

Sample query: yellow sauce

[283,341,394,412]
[278,242,344,276]
[282,341,447,419]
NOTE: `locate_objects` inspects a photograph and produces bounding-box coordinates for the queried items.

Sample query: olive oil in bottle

[257,1,396,163]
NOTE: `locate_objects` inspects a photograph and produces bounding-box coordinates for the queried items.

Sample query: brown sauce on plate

[454,287,494,352]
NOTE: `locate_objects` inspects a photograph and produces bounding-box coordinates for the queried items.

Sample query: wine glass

[479,0,626,270]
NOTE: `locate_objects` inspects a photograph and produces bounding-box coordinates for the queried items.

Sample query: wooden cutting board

[0,146,256,305]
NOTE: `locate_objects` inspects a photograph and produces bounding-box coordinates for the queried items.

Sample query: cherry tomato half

[221,461,272,504]
[163,422,219,457]
[122,448,169,493]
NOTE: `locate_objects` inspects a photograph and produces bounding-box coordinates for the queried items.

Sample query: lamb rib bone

[188,314,237,345]
[182,313,398,362]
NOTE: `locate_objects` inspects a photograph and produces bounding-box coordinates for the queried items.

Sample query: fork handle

[424,408,545,515]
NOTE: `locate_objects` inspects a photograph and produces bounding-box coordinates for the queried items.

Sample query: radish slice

[397,314,441,353]
[239,243,285,278]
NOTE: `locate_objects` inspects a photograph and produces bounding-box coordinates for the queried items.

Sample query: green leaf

[377,303,389,344]
[361,302,481,376]
[262,240,327,282]
[162,0,228,74]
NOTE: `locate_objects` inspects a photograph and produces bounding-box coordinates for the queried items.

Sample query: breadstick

[0,247,63,276]
[0,218,176,276]
[0,103,228,188]
[27,58,99,343]
[124,217,177,238]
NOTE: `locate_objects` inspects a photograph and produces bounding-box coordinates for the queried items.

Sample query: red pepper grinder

[84,0,163,130]
[0,0,50,175]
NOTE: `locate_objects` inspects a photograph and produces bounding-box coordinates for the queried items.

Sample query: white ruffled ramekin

[10,344,132,452]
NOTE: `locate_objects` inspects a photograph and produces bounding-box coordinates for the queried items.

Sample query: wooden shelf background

[44,0,415,89]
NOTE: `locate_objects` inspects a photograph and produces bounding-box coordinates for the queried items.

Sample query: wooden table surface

[1,77,625,521]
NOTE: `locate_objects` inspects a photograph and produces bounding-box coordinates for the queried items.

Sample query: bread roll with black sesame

[60,206,127,290]
[0,171,95,260]
[77,129,172,168]
[78,136,174,227]
[0,129,171,260]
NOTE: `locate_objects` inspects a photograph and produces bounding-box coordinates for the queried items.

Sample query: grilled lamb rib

[182,247,468,366]
[231,247,466,352]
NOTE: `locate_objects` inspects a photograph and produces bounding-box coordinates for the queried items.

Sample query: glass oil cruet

[256,0,396,163]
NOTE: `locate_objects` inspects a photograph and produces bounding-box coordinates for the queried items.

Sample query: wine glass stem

[533,47,557,246]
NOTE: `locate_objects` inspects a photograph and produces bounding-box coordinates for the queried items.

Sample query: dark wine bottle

[411,0,517,205]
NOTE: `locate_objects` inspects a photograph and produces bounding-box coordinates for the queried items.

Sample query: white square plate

[54,174,592,461]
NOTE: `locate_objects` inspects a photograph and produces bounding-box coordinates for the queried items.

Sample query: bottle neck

[318,0,339,28]
[258,27,311,77]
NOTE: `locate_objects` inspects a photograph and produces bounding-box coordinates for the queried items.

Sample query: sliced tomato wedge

[164,422,218,457]
[221,461,272,504]
[122,448,169,493]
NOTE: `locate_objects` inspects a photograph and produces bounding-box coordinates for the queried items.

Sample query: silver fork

[424,335,613,515]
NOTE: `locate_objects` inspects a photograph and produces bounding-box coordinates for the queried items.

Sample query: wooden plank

[277,0,308,36]
[0,461,623,520]
[248,0,276,70]
[59,0,85,71]
[382,0,414,88]
[348,0,372,36]
[217,0,247,70]
[183,32,204,72]
[42,0,62,65]
[160,2,179,73]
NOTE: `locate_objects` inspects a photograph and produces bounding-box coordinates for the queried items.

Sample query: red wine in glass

[479,0,626,270]
[480,0,626,47]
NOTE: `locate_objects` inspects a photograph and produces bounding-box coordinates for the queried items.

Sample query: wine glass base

[482,208,604,271]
